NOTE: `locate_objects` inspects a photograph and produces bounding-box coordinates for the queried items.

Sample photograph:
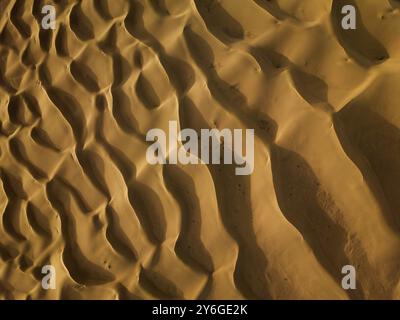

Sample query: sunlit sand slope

[0,0,400,299]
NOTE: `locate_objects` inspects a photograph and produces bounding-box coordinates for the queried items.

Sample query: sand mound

[0,0,400,299]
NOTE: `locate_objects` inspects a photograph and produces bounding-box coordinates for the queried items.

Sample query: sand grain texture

[0,0,400,299]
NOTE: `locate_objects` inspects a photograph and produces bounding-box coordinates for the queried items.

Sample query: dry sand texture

[0,0,400,300]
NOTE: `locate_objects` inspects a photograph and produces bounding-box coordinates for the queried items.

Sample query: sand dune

[0,0,400,299]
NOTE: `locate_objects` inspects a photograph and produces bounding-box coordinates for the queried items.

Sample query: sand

[0,0,400,300]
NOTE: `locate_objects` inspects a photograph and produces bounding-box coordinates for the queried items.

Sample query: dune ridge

[0,0,400,299]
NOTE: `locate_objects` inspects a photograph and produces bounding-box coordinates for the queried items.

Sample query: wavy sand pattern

[0,0,400,299]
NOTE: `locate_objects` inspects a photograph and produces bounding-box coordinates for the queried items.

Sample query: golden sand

[0,0,400,299]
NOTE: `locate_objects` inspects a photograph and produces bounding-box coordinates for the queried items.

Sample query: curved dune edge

[0,0,400,299]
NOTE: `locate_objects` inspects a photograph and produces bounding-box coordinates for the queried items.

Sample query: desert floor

[0,0,400,299]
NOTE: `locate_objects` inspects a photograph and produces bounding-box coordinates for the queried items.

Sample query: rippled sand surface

[1,0,400,299]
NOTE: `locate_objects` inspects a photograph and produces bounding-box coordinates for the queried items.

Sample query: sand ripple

[0,0,400,299]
